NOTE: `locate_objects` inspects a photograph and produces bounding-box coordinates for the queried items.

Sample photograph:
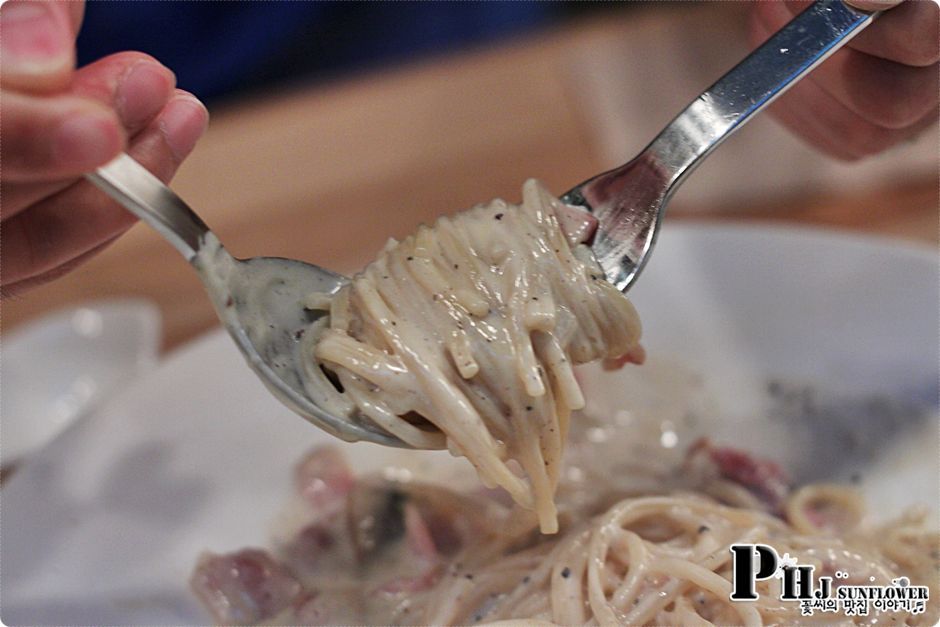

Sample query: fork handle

[86,153,210,262]
[647,0,876,190]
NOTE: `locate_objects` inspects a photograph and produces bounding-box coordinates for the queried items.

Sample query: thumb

[1,0,77,93]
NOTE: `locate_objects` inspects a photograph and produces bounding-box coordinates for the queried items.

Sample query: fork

[562,0,877,291]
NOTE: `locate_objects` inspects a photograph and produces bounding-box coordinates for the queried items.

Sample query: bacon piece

[280,522,338,577]
[602,344,647,370]
[685,438,790,513]
[405,501,440,561]
[190,549,301,625]
[365,502,447,596]
[372,503,444,595]
[294,446,355,514]
[347,480,500,564]
[555,203,599,247]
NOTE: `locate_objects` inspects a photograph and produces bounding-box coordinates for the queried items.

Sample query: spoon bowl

[191,243,397,444]
[87,155,404,447]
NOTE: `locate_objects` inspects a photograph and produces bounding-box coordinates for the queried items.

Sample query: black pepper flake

[561,567,571,579]
[522,576,531,584]
[391,321,397,326]
[698,525,709,534]
[590,274,598,280]
[532,297,538,301]
[407,256,414,261]
[225,296,234,308]
[454,264,459,269]
[494,213,504,220]
[465,574,474,580]
[525,406,533,411]
[294,328,305,340]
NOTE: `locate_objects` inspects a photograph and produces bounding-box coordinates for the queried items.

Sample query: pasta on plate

[190,442,939,626]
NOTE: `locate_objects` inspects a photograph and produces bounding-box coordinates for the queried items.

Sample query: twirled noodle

[303,181,643,532]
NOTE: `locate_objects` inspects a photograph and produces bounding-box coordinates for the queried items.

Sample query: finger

[766,76,936,160]
[3,52,177,218]
[849,0,939,66]
[68,1,85,34]
[0,234,122,299]
[0,0,77,92]
[802,50,938,129]
[0,92,209,289]
[752,5,937,129]
[0,91,124,183]
[159,90,210,163]
[766,0,939,67]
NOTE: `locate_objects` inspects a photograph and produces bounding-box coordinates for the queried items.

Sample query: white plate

[1,299,161,465]
[2,224,937,625]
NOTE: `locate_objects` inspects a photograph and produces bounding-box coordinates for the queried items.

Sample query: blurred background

[5,1,937,349]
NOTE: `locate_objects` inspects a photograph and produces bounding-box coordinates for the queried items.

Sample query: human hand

[1,0,209,297]
[750,0,938,160]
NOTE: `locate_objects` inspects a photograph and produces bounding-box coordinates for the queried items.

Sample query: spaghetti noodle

[302,180,643,533]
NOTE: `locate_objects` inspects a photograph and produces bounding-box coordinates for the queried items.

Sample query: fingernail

[118,62,175,127]
[54,110,121,168]
[1,0,72,74]
[159,96,209,161]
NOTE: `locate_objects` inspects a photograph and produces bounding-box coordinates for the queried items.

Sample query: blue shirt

[77,3,550,103]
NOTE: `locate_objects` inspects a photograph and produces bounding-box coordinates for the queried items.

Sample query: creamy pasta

[190,444,940,626]
[420,492,937,625]
[301,180,643,533]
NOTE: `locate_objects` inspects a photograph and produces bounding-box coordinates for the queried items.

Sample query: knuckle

[847,123,898,159]
[890,1,940,66]
[907,38,940,67]
[875,69,937,129]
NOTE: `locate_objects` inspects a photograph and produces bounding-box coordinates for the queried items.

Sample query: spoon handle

[648,0,876,191]
[86,153,210,262]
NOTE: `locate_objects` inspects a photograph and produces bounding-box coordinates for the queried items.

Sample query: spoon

[86,0,875,447]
